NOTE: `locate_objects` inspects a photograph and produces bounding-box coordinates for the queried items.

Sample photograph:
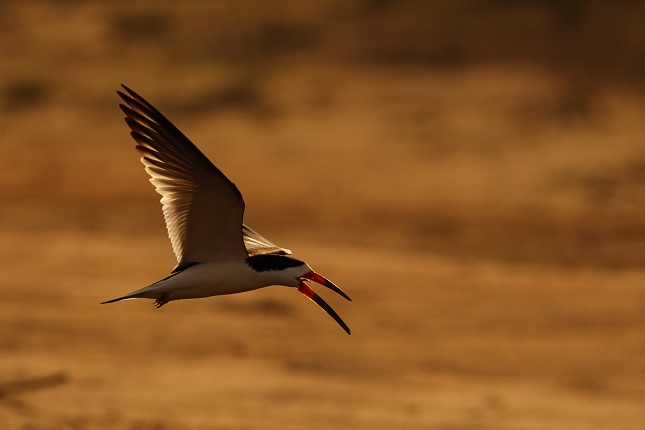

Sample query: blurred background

[1,0,645,428]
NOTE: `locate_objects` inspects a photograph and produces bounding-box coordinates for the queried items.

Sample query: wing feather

[242,225,292,256]
[118,85,248,268]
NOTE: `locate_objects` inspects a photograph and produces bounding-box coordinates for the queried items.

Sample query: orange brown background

[1,1,645,429]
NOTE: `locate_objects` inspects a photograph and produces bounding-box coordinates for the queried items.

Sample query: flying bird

[101,85,351,334]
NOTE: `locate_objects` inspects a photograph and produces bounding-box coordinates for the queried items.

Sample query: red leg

[154,294,170,308]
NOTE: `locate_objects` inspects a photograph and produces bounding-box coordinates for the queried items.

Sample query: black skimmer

[101,86,351,334]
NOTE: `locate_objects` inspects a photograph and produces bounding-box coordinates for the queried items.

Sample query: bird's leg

[154,294,170,308]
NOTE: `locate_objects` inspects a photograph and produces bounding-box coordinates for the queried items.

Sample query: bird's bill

[301,271,351,301]
[298,282,351,335]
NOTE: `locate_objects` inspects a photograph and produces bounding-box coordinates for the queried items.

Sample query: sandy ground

[2,2,645,428]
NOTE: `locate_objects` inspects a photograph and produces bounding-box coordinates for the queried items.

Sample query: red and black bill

[298,281,351,335]
[301,271,351,301]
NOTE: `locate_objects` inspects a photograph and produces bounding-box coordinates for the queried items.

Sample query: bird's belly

[159,262,266,300]
[170,282,262,300]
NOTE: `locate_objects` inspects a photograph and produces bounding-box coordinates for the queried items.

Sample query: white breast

[147,260,311,301]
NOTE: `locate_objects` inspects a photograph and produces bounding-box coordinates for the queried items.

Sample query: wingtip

[117,90,131,105]
[120,84,144,102]
[118,85,139,102]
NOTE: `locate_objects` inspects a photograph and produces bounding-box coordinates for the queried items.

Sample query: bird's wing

[117,85,248,269]
[242,224,292,256]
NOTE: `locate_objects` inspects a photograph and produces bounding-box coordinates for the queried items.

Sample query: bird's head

[247,254,351,334]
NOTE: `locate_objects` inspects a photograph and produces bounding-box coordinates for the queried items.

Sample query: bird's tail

[100,277,171,304]
[101,270,182,305]
[100,292,140,304]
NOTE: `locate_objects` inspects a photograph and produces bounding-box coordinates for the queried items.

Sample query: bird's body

[107,259,310,303]
[102,85,351,334]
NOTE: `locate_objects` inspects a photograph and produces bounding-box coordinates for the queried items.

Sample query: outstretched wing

[117,85,248,269]
[243,224,292,256]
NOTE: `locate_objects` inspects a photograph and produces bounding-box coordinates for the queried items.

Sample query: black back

[246,255,305,272]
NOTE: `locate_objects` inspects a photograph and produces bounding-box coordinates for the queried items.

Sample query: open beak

[301,271,351,301]
[298,281,351,335]
[297,271,351,335]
